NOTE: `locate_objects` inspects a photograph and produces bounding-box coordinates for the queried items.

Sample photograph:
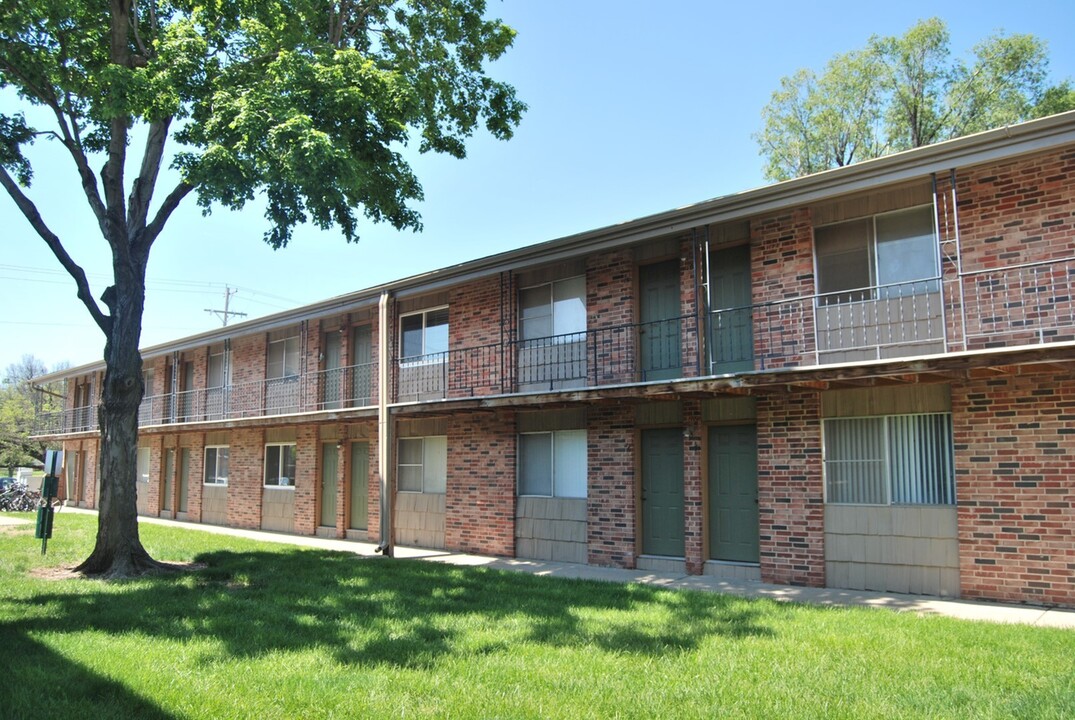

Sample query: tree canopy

[755,18,1075,182]
[0,0,524,576]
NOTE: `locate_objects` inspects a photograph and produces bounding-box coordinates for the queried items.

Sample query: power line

[0,264,304,306]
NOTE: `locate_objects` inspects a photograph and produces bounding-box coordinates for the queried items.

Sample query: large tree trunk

[74,268,170,577]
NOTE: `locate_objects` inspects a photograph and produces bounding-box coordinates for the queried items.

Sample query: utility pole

[205,286,248,327]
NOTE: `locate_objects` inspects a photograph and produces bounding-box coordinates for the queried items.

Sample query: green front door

[162,448,175,513]
[321,443,338,528]
[639,260,682,381]
[178,448,190,513]
[349,442,369,531]
[709,245,754,373]
[708,424,759,562]
[641,427,685,556]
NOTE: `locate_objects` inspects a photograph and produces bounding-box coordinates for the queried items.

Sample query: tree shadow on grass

[0,630,178,720]
[11,548,776,672]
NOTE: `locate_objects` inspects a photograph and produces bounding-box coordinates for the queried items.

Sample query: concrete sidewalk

[19,507,1075,630]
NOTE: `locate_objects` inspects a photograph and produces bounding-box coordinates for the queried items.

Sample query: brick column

[446,410,516,556]
[683,399,704,574]
[757,392,825,587]
[588,404,636,568]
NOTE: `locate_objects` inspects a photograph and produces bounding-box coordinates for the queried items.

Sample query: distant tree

[756,18,1075,181]
[0,1,524,577]
[0,355,65,475]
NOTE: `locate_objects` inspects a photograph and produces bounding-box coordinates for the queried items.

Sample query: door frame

[635,423,686,558]
[702,420,760,563]
[636,258,684,382]
[319,441,339,529]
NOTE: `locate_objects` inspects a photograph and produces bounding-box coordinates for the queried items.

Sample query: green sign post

[34,450,63,555]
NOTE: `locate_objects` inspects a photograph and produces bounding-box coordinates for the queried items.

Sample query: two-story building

[35,112,1075,607]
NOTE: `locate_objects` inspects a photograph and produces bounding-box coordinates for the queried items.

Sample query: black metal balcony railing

[391,315,699,402]
[33,257,1075,436]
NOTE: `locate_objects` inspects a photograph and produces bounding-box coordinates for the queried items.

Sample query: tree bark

[73,270,172,577]
[70,136,173,576]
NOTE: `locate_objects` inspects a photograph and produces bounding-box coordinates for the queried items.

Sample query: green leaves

[756,17,1074,181]
[2,0,525,247]
[0,113,34,185]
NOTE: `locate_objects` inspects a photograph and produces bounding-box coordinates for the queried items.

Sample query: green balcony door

[351,326,373,406]
[322,332,343,410]
[708,424,759,562]
[321,443,338,528]
[641,427,685,557]
[349,442,369,531]
[709,245,754,373]
[639,260,682,381]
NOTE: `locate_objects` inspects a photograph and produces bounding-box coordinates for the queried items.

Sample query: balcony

[35,361,376,435]
[32,257,1074,436]
[392,315,700,402]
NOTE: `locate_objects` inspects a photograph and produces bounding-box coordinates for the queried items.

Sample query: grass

[1,514,1073,719]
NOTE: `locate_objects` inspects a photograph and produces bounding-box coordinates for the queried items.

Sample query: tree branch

[138,180,195,254]
[0,166,112,333]
[48,104,111,233]
[126,117,172,237]
[103,0,131,256]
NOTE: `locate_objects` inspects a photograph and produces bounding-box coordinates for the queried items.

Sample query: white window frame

[517,429,587,498]
[822,412,954,506]
[399,307,450,364]
[519,276,587,343]
[264,443,297,489]
[137,447,151,484]
[814,204,939,303]
[397,436,447,494]
[203,445,229,486]
[208,346,231,389]
[266,334,301,380]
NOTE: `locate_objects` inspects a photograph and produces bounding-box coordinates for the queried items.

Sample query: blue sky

[3,0,1074,375]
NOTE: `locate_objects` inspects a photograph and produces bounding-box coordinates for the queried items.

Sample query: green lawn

[1,514,1073,719]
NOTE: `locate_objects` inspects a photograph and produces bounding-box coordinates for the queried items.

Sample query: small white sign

[44,449,64,476]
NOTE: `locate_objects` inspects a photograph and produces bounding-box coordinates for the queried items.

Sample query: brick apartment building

[34,112,1075,607]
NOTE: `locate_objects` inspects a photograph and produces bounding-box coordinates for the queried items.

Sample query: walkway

[14,507,1075,630]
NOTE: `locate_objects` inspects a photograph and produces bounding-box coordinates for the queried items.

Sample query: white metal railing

[960,257,1075,349]
[34,362,376,435]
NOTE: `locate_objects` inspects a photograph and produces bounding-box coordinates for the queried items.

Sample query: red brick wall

[145,436,162,515]
[445,411,516,555]
[183,433,205,521]
[225,428,263,529]
[953,370,1075,607]
[683,399,704,574]
[230,334,266,395]
[750,208,816,369]
[957,147,1075,270]
[293,426,318,535]
[448,275,506,397]
[587,404,636,568]
[757,392,825,587]
[367,433,382,544]
[588,249,635,384]
[679,239,701,379]
[956,146,1075,349]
